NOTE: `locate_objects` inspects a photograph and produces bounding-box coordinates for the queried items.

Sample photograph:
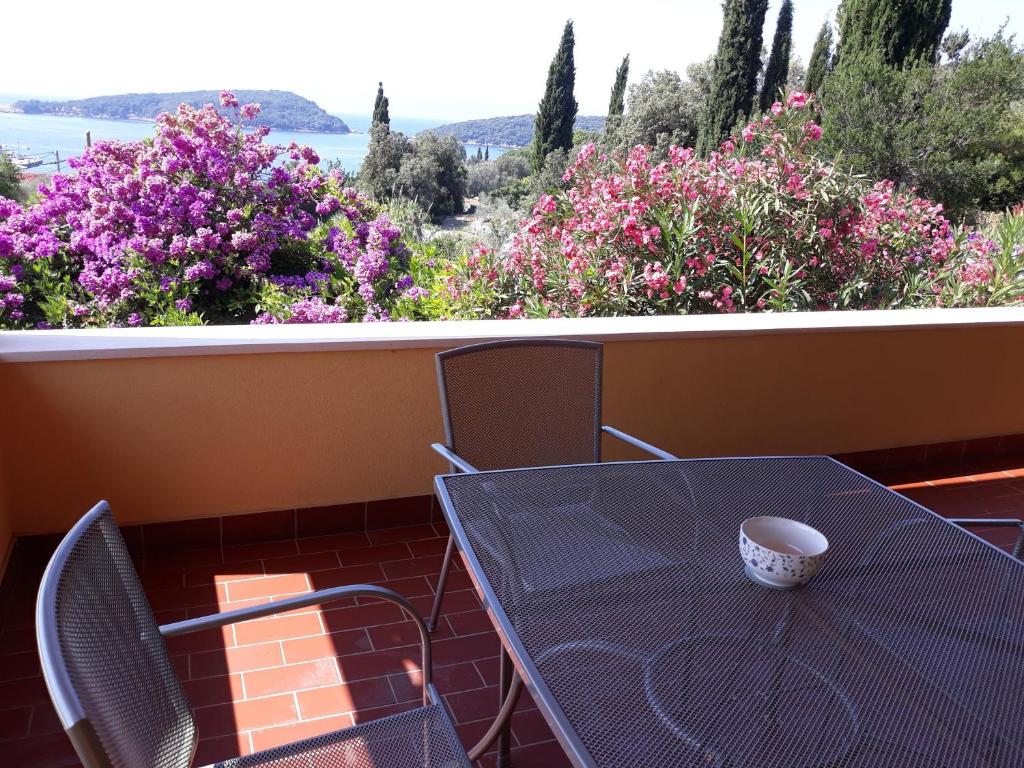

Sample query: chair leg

[428,534,455,633]
[497,646,514,768]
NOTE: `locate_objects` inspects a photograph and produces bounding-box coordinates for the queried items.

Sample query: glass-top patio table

[433,456,1024,768]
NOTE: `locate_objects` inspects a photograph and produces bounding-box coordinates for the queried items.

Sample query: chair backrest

[436,339,603,471]
[36,501,196,768]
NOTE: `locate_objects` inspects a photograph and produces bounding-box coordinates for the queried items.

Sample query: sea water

[0,110,507,175]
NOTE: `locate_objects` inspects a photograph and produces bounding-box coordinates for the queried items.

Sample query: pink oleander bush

[441,93,1022,318]
[0,92,423,328]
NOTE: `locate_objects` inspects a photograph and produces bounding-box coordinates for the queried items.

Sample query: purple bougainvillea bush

[0,92,424,328]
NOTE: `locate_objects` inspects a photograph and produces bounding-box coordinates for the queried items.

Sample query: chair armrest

[602,425,678,461]
[431,442,479,473]
[159,584,434,705]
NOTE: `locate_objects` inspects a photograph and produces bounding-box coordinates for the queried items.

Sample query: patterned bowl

[739,516,829,589]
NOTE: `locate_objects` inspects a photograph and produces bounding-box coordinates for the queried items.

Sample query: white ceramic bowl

[739,516,829,588]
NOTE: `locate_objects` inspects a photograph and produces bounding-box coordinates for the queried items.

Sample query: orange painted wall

[1,323,1022,549]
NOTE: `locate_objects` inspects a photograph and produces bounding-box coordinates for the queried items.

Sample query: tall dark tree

[759,0,793,110]
[371,81,390,129]
[484,146,490,161]
[805,21,834,94]
[608,54,630,118]
[697,0,770,156]
[836,0,952,66]
[533,20,578,173]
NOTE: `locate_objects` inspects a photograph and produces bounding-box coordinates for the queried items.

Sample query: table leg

[497,645,513,768]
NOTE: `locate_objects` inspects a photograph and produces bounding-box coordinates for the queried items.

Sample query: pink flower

[786,92,809,109]
[219,91,239,109]
[669,146,694,166]
[535,194,557,214]
[802,121,823,141]
[770,102,783,116]
[741,125,756,142]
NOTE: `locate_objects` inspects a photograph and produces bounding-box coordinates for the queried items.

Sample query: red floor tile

[223,540,299,564]
[366,617,453,650]
[0,705,32,740]
[249,713,354,753]
[297,531,371,554]
[337,542,414,567]
[194,693,299,736]
[3,459,1021,768]
[222,509,295,547]
[319,599,405,630]
[260,550,340,575]
[183,560,264,587]
[190,641,284,679]
[447,609,494,636]
[366,523,441,545]
[194,733,252,765]
[282,628,373,664]
[164,625,235,657]
[243,659,340,698]
[233,611,323,646]
[388,660,485,703]
[182,673,246,708]
[225,572,310,602]
[296,502,366,538]
[295,677,395,719]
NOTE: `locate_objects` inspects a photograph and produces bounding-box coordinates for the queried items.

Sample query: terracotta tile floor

[870,454,1024,555]
[1,457,1022,767]
[0,521,568,768]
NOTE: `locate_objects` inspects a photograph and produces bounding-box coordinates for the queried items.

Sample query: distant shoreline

[461,140,522,150]
[0,107,356,136]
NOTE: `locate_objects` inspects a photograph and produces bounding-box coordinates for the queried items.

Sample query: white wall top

[2,308,1023,362]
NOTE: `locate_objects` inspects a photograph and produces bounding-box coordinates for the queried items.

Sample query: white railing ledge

[1,308,1022,362]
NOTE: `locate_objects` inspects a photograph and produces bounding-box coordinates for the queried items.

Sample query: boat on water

[1,145,45,169]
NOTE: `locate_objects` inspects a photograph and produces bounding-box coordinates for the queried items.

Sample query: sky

[5,0,1021,122]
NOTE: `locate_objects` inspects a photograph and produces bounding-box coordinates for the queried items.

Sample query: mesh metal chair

[36,501,514,768]
[427,339,677,632]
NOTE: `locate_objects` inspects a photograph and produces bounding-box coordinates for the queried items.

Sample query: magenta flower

[240,103,261,121]
[0,98,421,328]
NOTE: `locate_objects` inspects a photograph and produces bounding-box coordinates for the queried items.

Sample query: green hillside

[431,114,606,147]
[14,90,350,134]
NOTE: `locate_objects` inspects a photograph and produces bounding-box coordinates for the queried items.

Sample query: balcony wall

[2,308,1023,573]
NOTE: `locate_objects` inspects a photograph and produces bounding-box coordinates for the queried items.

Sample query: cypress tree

[804,21,834,94]
[836,0,952,66]
[484,146,489,161]
[697,0,770,156]
[533,20,578,173]
[759,0,793,111]
[476,146,483,161]
[371,82,390,129]
[608,54,630,117]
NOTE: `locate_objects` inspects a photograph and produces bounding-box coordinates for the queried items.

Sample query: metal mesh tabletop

[435,457,1024,768]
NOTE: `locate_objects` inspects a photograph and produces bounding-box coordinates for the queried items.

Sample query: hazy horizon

[0,96,609,131]
[6,1,1022,121]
